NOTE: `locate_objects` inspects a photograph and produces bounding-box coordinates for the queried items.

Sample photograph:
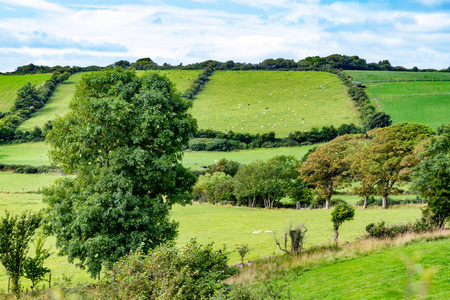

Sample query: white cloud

[0,0,449,71]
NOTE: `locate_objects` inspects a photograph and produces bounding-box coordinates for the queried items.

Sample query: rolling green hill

[0,73,52,112]
[191,71,360,138]
[346,71,450,129]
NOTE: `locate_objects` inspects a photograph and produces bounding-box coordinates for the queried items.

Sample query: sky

[0,0,449,72]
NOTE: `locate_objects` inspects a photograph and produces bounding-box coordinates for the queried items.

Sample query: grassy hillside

[18,73,83,131]
[346,70,450,83]
[287,237,450,299]
[191,71,360,138]
[345,71,450,129]
[0,194,422,289]
[18,70,202,130]
[0,73,52,112]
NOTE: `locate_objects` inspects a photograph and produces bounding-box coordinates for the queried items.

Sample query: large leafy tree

[355,123,434,209]
[412,124,450,228]
[43,68,197,277]
[299,135,357,209]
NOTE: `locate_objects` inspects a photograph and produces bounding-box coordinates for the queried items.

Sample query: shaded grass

[18,73,83,131]
[0,74,52,112]
[191,71,360,138]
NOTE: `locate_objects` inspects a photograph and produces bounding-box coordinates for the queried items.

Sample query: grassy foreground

[191,71,360,137]
[0,193,423,291]
[0,74,52,112]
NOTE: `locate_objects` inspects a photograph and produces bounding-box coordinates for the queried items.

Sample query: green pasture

[0,193,422,291]
[18,70,200,131]
[346,70,450,83]
[364,81,450,129]
[191,71,360,138]
[0,74,52,112]
[0,142,318,167]
[0,142,50,165]
[183,144,318,168]
[288,238,450,299]
[18,73,83,131]
[152,69,202,92]
[0,172,65,193]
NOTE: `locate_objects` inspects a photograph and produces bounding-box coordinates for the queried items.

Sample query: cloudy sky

[0,0,449,72]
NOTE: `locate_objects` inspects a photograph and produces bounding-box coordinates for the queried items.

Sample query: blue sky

[0,0,449,72]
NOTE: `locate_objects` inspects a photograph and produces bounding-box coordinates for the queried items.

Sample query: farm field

[18,73,83,131]
[191,71,360,138]
[288,238,450,299]
[0,141,317,167]
[17,70,201,130]
[346,70,450,83]
[0,73,52,112]
[0,172,65,193]
[0,194,422,290]
[345,71,450,129]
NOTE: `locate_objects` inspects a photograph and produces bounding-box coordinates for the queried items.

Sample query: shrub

[366,218,435,239]
[98,239,236,300]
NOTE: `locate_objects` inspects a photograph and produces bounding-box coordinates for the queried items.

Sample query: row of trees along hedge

[0,71,69,143]
[188,123,364,151]
[335,70,392,130]
[182,67,213,99]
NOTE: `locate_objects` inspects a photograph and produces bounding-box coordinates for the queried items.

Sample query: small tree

[331,203,355,247]
[0,211,42,295]
[23,229,51,291]
[236,244,250,264]
[273,222,307,255]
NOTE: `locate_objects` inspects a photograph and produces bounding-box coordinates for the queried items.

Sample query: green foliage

[0,211,42,295]
[43,67,197,277]
[23,229,51,291]
[236,244,250,263]
[331,203,355,229]
[331,203,355,246]
[412,123,450,228]
[366,111,392,130]
[365,218,435,239]
[194,172,233,203]
[97,239,236,300]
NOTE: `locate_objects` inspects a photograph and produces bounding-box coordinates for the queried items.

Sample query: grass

[152,69,203,92]
[345,70,450,83]
[0,192,423,291]
[182,144,318,168]
[0,74,52,112]
[0,172,65,193]
[365,81,450,129]
[0,142,50,165]
[0,141,318,167]
[191,71,360,138]
[18,73,84,131]
[286,235,450,299]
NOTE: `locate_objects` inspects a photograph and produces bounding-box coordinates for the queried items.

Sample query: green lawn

[346,70,450,83]
[0,193,422,290]
[0,74,52,112]
[191,71,360,138]
[288,238,450,299]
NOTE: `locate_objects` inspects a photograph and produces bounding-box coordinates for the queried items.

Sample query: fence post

[49,272,51,288]
[7,277,10,294]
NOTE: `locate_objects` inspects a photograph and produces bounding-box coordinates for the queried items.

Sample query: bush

[98,239,236,300]
[365,218,435,239]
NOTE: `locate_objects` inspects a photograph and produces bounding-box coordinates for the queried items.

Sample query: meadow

[0,192,423,291]
[191,71,360,137]
[0,74,52,112]
[345,71,450,129]
[345,70,450,83]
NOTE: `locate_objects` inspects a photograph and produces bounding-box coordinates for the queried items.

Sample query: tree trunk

[334,228,339,247]
[363,196,368,209]
[382,194,388,209]
[325,198,330,209]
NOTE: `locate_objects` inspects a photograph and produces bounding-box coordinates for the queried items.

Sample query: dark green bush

[366,218,435,239]
[98,239,236,300]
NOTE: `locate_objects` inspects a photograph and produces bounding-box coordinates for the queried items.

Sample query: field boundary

[353,78,450,84]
